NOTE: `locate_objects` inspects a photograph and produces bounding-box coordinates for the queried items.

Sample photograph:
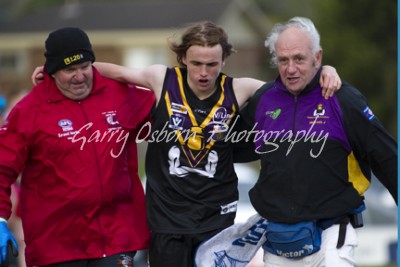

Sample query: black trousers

[149,229,223,267]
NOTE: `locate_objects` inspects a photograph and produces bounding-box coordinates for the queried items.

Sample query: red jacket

[0,68,154,266]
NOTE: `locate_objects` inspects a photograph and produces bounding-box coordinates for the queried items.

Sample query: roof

[0,0,234,32]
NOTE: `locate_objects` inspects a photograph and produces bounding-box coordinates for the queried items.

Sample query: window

[123,47,169,68]
[0,51,28,74]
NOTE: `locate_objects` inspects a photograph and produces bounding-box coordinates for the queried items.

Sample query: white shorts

[263,224,358,267]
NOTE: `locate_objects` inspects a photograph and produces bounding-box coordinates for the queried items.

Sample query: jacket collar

[275,66,323,95]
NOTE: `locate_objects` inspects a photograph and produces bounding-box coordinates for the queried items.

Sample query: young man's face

[52,61,93,100]
[182,44,225,99]
[275,27,322,95]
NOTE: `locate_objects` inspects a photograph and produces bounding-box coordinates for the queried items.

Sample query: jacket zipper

[292,95,298,131]
[78,101,108,257]
[290,95,298,216]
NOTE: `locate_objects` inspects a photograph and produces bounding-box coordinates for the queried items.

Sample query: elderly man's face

[52,61,93,100]
[275,27,322,95]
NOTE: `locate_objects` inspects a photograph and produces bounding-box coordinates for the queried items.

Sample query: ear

[182,56,187,66]
[315,49,322,68]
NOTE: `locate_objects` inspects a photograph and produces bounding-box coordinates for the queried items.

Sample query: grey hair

[265,17,321,67]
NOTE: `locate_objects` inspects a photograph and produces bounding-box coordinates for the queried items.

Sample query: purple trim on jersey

[254,79,351,154]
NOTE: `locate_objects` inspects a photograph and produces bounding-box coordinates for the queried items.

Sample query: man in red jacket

[0,27,154,267]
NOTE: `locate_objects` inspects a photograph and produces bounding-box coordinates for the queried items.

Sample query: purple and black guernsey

[145,67,240,234]
[240,68,397,223]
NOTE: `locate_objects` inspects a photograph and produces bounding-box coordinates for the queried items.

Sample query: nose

[200,65,208,76]
[287,60,297,74]
[73,70,85,81]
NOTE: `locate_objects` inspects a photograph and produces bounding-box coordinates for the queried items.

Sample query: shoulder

[335,81,382,123]
[232,77,266,107]
[3,89,37,130]
[128,85,155,101]
[232,77,265,94]
[146,64,168,81]
[335,82,368,110]
[336,82,365,98]
[250,81,275,102]
[14,87,41,110]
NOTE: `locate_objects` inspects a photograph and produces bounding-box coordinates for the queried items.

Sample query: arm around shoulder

[232,77,265,107]
[93,62,166,96]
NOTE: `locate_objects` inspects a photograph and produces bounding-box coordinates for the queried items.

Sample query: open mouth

[287,77,299,83]
[199,79,209,86]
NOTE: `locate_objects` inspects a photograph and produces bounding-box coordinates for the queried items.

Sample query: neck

[192,86,217,100]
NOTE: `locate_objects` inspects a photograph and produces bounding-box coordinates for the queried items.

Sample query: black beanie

[44,27,95,75]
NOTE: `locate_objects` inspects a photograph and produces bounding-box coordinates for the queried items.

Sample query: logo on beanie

[64,54,85,66]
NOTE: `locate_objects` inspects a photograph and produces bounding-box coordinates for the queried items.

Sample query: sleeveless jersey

[145,67,240,234]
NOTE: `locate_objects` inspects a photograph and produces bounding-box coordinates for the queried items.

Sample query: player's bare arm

[232,77,265,108]
[93,62,166,103]
[32,62,168,104]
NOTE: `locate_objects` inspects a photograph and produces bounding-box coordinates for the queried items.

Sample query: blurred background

[0,0,397,267]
